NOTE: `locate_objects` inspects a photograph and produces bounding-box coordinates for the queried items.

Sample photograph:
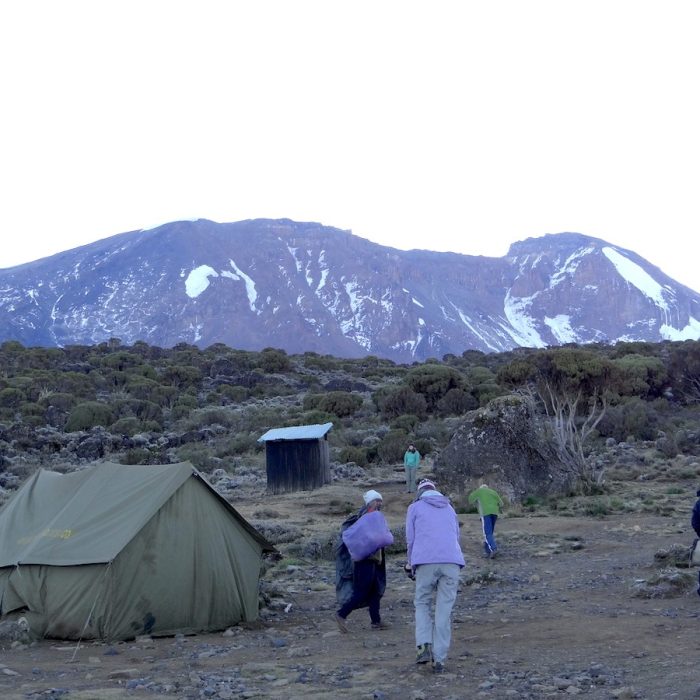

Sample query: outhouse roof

[258,422,333,443]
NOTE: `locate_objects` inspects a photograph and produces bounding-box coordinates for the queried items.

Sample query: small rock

[287,646,311,658]
[108,668,140,680]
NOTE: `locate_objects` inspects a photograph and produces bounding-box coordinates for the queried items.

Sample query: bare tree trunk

[524,383,608,493]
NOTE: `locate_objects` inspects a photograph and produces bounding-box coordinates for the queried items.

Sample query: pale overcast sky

[1,1,698,292]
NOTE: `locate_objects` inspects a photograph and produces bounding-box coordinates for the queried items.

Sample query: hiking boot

[415,643,432,664]
[432,661,445,673]
[335,613,349,634]
[489,549,498,559]
[371,620,391,630]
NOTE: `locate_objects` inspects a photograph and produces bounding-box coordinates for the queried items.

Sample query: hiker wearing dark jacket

[692,489,700,538]
[406,479,465,673]
[334,490,389,633]
[692,489,700,597]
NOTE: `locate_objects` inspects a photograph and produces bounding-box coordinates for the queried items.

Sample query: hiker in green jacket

[403,444,421,493]
[468,484,503,558]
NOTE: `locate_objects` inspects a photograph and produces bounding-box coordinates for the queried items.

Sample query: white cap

[363,489,383,505]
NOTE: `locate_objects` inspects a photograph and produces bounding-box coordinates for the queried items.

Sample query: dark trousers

[337,559,382,623]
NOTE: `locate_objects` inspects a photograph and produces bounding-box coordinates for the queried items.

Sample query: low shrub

[390,414,420,432]
[65,401,114,431]
[316,391,363,418]
[375,386,427,420]
[38,392,77,411]
[185,408,235,430]
[215,433,261,457]
[110,417,145,436]
[338,446,369,467]
[174,444,219,471]
[376,429,409,464]
[218,384,249,403]
[119,448,155,465]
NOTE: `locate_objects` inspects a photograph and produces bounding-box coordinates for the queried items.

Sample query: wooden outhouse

[258,422,333,494]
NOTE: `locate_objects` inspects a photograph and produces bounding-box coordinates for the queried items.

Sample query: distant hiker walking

[404,444,421,493]
[405,479,465,673]
[468,484,503,558]
[335,490,393,633]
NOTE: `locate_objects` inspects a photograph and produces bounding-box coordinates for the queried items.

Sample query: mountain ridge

[0,218,698,362]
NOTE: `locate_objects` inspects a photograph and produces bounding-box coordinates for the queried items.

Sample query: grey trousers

[405,466,417,492]
[414,562,460,663]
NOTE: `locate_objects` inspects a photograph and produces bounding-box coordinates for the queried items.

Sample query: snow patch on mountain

[380,289,393,316]
[339,278,379,350]
[317,251,329,292]
[343,280,362,320]
[286,244,302,273]
[393,318,426,356]
[228,259,258,312]
[188,321,204,343]
[102,281,120,309]
[603,247,670,311]
[447,301,502,352]
[545,314,579,343]
[550,246,595,287]
[661,316,700,341]
[503,290,546,348]
[185,265,218,298]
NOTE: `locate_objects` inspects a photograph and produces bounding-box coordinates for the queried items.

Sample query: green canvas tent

[0,461,273,641]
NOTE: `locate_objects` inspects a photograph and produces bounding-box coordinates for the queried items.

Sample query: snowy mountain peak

[0,219,697,361]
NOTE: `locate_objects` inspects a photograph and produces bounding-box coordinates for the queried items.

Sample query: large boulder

[435,395,578,503]
[0,617,32,649]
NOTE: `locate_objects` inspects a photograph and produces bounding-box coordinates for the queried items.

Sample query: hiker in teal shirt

[403,444,421,493]
[468,484,503,558]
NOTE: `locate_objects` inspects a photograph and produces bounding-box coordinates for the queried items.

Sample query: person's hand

[404,563,415,581]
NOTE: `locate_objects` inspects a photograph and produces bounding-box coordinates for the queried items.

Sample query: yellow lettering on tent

[17,528,74,545]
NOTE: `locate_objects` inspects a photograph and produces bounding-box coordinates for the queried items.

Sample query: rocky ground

[2,466,700,700]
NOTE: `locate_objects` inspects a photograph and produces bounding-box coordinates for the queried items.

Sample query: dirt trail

[2,471,700,699]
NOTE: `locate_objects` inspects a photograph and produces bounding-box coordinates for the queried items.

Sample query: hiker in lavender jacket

[405,479,465,673]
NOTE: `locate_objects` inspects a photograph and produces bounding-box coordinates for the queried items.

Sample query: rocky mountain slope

[0,219,698,362]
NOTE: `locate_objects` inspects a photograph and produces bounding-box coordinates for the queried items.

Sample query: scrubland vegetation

[1,338,699,498]
[0,339,700,470]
